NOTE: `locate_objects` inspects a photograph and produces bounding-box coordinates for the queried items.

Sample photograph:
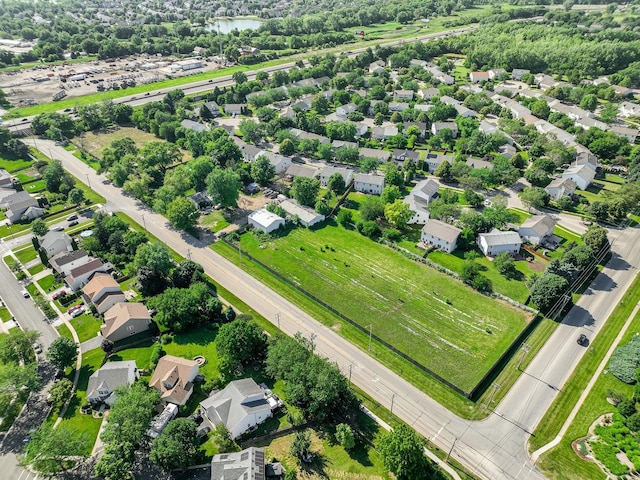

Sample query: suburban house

[488,68,506,79]
[393,89,414,101]
[431,122,458,138]
[201,100,220,117]
[248,209,285,234]
[0,169,13,188]
[574,151,598,171]
[470,71,490,83]
[211,447,270,480]
[404,194,430,225]
[292,96,312,111]
[612,85,633,97]
[562,164,595,190]
[279,199,325,227]
[180,119,208,132]
[86,360,139,406]
[535,74,558,90]
[187,191,213,209]
[424,150,453,173]
[255,151,292,174]
[518,215,557,246]
[477,229,522,257]
[575,117,607,131]
[545,177,577,201]
[336,103,358,118]
[392,149,420,166]
[149,355,200,406]
[40,230,73,257]
[548,100,594,121]
[200,378,273,439]
[290,128,331,144]
[618,102,640,118]
[511,68,530,80]
[101,302,152,342]
[403,121,427,137]
[332,140,358,150]
[421,219,461,253]
[49,249,90,276]
[418,87,440,100]
[371,125,399,140]
[411,179,440,204]
[359,147,391,163]
[318,166,354,187]
[609,125,639,143]
[499,144,516,159]
[0,191,44,224]
[354,173,385,195]
[224,103,246,115]
[82,272,126,315]
[285,164,318,180]
[388,101,409,112]
[369,60,385,74]
[65,259,108,291]
[466,157,493,170]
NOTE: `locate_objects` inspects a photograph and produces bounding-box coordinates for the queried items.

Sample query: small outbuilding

[248,209,285,233]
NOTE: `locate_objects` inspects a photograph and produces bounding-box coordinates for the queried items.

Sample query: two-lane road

[39,137,640,480]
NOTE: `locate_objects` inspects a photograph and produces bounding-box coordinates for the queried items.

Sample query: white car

[70,306,85,318]
[21,289,29,298]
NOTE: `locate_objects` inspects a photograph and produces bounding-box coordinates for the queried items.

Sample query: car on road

[22,435,31,444]
[102,179,112,185]
[67,214,78,221]
[52,225,64,231]
[33,343,42,354]
[68,220,79,227]
[577,334,589,346]
[20,289,29,298]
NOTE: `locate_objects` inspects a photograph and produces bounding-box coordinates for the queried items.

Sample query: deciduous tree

[377,425,433,480]
[45,337,77,371]
[206,167,242,207]
[150,418,200,471]
[291,177,320,207]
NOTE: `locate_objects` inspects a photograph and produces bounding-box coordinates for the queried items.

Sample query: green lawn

[163,326,220,380]
[37,274,60,293]
[200,210,231,233]
[0,154,33,173]
[216,223,530,393]
[70,314,102,343]
[27,263,45,275]
[14,245,38,265]
[535,276,640,479]
[22,179,46,193]
[58,348,105,455]
[57,323,73,341]
[109,343,155,371]
[0,306,12,321]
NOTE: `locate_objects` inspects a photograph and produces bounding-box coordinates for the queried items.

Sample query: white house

[248,209,285,233]
[86,361,138,406]
[393,90,414,101]
[359,147,391,163]
[336,103,358,118]
[224,103,246,115]
[200,378,273,439]
[421,219,461,253]
[477,229,522,257]
[354,173,385,195]
[424,150,453,173]
[609,125,639,143]
[371,125,399,140]
[470,72,490,83]
[431,122,458,138]
[487,68,506,80]
[389,102,410,112]
[40,231,73,257]
[545,177,577,201]
[49,249,91,276]
[256,151,292,174]
[279,199,325,227]
[562,164,595,190]
[511,68,530,80]
[318,166,354,187]
[518,215,556,246]
[619,102,640,118]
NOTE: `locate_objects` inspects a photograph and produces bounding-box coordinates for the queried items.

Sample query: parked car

[70,306,85,318]
[33,343,42,354]
[67,214,78,221]
[52,226,64,232]
[68,220,79,227]
[20,289,29,298]
[52,290,67,301]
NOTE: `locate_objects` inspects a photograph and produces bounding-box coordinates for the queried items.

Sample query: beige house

[149,355,199,406]
[101,302,152,342]
[82,272,126,315]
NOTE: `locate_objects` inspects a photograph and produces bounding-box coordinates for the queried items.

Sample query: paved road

[36,138,640,480]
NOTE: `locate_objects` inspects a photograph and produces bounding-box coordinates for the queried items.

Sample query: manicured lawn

[14,245,38,265]
[57,322,73,341]
[163,326,220,380]
[217,223,530,393]
[0,222,33,239]
[27,263,45,275]
[22,179,46,193]
[535,277,640,479]
[109,344,155,371]
[200,210,230,233]
[37,274,60,293]
[59,348,105,455]
[0,154,32,173]
[0,306,12,321]
[70,313,102,343]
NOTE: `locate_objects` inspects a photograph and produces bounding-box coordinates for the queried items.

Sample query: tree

[280,138,295,156]
[530,273,569,314]
[291,177,320,207]
[0,329,40,365]
[336,423,355,451]
[493,252,517,278]
[464,189,483,208]
[31,218,48,237]
[68,188,85,205]
[580,94,598,112]
[381,185,402,205]
[377,425,433,480]
[95,442,135,480]
[360,196,385,221]
[239,119,263,144]
[166,197,200,230]
[434,161,452,182]
[384,167,404,188]
[251,156,275,186]
[519,187,550,211]
[337,209,353,227]
[43,160,68,193]
[150,418,200,471]
[134,242,173,277]
[101,339,114,354]
[22,423,88,475]
[47,378,72,407]
[206,167,242,207]
[327,172,346,195]
[360,157,379,174]
[290,429,312,463]
[583,225,609,254]
[216,318,267,370]
[232,71,248,85]
[45,337,77,371]
[147,283,211,332]
[384,200,411,228]
[172,259,205,289]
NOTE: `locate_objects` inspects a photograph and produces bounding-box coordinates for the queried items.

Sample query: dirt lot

[0,54,224,107]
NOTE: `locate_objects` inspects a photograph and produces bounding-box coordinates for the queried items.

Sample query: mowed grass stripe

[235,224,530,392]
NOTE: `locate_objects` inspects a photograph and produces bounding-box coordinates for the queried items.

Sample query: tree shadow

[605,251,632,271]
[562,304,595,328]
[302,452,330,479]
[583,271,617,294]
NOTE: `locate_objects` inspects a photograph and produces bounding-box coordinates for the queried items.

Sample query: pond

[206,18,263,34]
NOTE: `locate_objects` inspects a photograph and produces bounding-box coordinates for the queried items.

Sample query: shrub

[590,441,629,476]
[159,334,174,345]
[618,398,637,418]
[627,412,640,432]
[150,344,165,368]
[383,228,402,241]
[609,336,640,384]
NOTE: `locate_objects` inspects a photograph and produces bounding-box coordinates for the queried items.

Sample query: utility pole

[517,342,531,370]
[187,248,191,260]
[276,312,280,330]
[348,363,353,384]
[141,214,147,232]
[446,437,458,462]
[367,324,373,351]
[390,393,395,415]
[488,382,501,409]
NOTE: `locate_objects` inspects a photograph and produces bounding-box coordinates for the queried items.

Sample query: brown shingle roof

[102,302,151,339]
[82,272,120,301]
[149,355,198,404]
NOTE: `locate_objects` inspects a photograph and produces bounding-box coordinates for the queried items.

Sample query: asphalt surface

[36,137,640,480]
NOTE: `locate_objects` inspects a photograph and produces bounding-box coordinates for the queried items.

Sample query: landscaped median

[531,274,640,479]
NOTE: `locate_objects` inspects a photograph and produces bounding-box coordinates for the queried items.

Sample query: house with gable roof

[101,302,152,342]
[87,360,138,406]
[149,355,199,406]
[518,215,556,246]
[477,229,522,257]
[82,272,126,315]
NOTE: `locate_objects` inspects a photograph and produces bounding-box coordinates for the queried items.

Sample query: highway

[34,137,640,480]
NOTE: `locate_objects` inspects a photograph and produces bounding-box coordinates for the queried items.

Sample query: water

[206,18,263,35]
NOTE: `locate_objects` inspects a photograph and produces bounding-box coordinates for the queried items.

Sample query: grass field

[219,223,530,392]
[37,274,60,293]
[200,210,231,233]
[70,313,102,343]
[14,245,37,265]
[535,274,640,479]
